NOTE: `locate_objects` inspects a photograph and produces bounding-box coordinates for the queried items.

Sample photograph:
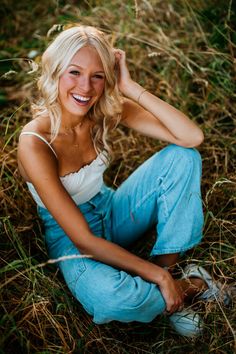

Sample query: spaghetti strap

[20,131,58,158]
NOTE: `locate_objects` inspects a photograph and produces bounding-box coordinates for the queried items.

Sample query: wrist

[121,81,144,101]
[154,267,171,285]
[137,259,170,285]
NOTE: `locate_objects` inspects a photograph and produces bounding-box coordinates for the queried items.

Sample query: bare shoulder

[21,116,50,136]
[18,117,57,182]
[19,116,51,151]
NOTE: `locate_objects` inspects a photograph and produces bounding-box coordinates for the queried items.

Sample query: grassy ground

[1,0,236,353]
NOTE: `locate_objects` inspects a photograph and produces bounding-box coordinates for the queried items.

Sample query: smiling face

[58,45,106,121]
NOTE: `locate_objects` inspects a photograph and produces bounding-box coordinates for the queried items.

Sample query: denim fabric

[38,145,204,324]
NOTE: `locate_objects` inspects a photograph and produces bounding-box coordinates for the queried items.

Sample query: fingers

[165,300,184,315]
[112,48,125,72]
[165,290,184,314]
[112,48,132,94]
[113,48,125,56]
[113,48,126,63]
[166,302,183,314]
[164,286,184,314]
[158,271,185,315]
[165,306,184,316]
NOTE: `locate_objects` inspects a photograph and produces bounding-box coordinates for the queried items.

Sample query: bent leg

[109,145,204,255]
[60,242,166,324]
[38,207,166,324]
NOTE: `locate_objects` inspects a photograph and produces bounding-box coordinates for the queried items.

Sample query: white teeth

[72,94,90,102]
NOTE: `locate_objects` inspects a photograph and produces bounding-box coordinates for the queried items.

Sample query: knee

[160,144,202,173]
[163,144,201,162]
[177,145,201,165]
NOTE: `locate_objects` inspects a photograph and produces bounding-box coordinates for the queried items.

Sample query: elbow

[181,129,204,148]
[192,129,204,147]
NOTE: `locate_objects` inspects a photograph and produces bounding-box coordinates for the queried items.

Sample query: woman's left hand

[113,49,134,96]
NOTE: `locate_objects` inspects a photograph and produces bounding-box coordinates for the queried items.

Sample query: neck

[60,115,87,134]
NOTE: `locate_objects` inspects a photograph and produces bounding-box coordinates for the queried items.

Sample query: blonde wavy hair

[32,25,123,158]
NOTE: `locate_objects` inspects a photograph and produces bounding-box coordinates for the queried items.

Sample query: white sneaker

[182,263,232,305]
[169,309,203,337]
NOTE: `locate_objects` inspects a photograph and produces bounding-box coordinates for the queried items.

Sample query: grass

[0,0,236,353]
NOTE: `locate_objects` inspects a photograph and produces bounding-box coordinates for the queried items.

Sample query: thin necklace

[61,120,84,135]
[60,118,87,148]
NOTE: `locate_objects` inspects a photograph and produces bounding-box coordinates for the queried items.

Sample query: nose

[78,75,92,93]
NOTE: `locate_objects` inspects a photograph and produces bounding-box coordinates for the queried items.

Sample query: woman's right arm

[18,135,183,313]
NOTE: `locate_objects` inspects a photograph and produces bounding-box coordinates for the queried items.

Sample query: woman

[17,25,229,337]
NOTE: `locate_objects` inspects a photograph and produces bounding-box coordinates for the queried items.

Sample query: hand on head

[113,48,133,96]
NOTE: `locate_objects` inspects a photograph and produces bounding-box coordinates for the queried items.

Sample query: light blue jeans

[38,145,204,324]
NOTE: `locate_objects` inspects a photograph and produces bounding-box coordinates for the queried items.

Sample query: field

[0,0,236,353]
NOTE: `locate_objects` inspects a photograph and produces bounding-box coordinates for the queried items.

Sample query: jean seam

[113,188,157,231]
[60,257,87,294]
[74,261,87,287]
[158,180,169,221]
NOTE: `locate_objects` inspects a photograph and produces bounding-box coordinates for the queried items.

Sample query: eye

[93,74,105,80]
[70,70,80,76]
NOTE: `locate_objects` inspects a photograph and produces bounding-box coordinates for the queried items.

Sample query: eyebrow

[68,64,105,74]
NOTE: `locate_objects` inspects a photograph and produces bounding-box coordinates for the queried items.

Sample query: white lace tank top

[20,132,109,208]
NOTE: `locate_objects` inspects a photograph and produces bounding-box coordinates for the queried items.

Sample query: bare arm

[114,49,204,147]
[18,135,183,313]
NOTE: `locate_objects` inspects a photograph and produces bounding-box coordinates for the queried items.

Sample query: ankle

[177,278,208,299]
[189,277,208,293]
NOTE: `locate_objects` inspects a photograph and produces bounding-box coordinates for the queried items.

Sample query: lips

[72,93,92,105]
